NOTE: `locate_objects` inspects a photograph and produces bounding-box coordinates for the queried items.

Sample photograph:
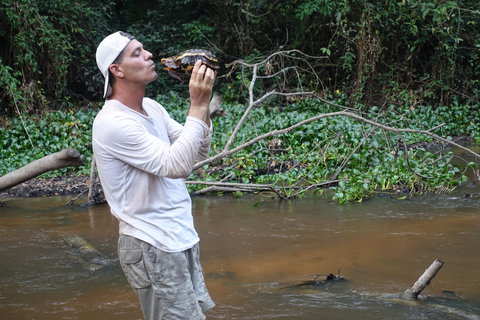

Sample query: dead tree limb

[199,50,479,175]
[223,50,328,152]
[0,148,84,192]
[194,111,480,171]
[187,180,282,198]
[402,259,444,300]
[186,179,342,199]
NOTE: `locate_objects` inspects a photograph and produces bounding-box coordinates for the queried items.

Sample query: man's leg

[118,235,209,320]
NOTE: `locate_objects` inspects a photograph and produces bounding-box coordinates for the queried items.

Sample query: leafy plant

[0,108,98,177]
[1,93,478,202]
[159,93,477,202]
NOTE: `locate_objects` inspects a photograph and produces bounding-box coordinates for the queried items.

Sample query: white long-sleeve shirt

[92,98,212,252]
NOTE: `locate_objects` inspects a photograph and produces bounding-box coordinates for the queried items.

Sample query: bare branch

[195,111,480,170]
[197,48,479,199]
[186,179,342,199]
[225,49,328,69]
[187,180,274,189]
[256,66,299,79]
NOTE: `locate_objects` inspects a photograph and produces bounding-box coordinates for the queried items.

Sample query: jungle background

[1,0,479,203]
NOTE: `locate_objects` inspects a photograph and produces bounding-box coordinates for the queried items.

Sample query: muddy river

[1,180,479,320]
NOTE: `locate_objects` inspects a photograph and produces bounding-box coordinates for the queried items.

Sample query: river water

[1,182,479,320]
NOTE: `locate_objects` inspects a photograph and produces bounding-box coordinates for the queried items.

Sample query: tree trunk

[402,259,444,300]
[0,148,84,192]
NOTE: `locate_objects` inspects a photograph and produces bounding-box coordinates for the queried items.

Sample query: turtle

[160,49,220,81]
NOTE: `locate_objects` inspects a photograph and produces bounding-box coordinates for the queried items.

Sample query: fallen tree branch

[0,148,84,192]
[194,111,480,170]
[192,49,480,200]
[187,180,275,189]
[186,179,343,198]
[187,180,281,197]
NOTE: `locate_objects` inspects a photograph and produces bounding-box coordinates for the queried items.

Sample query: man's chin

[149,73,159,82]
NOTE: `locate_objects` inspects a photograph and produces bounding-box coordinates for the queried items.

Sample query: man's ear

[109,64,124,78]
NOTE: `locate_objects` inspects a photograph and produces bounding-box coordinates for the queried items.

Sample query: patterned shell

[160,49,220,80]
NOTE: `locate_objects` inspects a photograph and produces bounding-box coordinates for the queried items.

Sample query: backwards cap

[95,31,135,98]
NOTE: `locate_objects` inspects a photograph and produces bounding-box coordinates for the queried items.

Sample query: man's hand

[188,60,216,125]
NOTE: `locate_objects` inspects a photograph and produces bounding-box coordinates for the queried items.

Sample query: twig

[399,138,431,180]
[66,188,88,206]
[13,97,34,149]
[225,49,328,69]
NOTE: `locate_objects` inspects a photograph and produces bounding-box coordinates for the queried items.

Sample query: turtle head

[160,57,179,70]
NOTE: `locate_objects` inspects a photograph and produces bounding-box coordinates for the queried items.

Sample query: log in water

[402,259,444,300]
[62,235,112,270]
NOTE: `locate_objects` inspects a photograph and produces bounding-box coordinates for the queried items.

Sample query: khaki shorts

[118,235,215,320]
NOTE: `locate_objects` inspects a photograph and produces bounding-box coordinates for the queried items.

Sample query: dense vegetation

[0,0,479,202]
[1,94,478,203]
[1,0,479,112]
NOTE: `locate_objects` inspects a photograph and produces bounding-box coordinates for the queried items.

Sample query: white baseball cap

[95,31,135,98]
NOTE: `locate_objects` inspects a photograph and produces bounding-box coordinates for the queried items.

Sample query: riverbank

[0,175,90,199]
[0,137,476,201]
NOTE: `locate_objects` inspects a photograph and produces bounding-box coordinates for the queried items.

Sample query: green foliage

[0,108,98,177]
[0,57,26,114]
[1,93,477,202]
[295,0,336,19]
[1,0,479,114]
[207,0,479,105]
[161,93,477,202]
[0,0,110,114]
[0,0,478,203]
[182,21,216,43]
[377,101,480,141]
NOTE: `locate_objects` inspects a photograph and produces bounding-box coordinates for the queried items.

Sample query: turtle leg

[168,71,184,82]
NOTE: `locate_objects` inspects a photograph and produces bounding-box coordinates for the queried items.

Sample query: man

[92,31,216,320]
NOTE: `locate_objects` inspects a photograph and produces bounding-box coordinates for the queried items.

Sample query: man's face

[115,39,158,85]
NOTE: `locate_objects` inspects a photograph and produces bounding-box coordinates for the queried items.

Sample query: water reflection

[0,192,479,320]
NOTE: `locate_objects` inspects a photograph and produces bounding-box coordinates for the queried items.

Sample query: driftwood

[402,259,444,300]
[0,148,84,193]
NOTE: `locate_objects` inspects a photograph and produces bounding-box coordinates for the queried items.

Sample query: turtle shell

[160,49,219,80]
